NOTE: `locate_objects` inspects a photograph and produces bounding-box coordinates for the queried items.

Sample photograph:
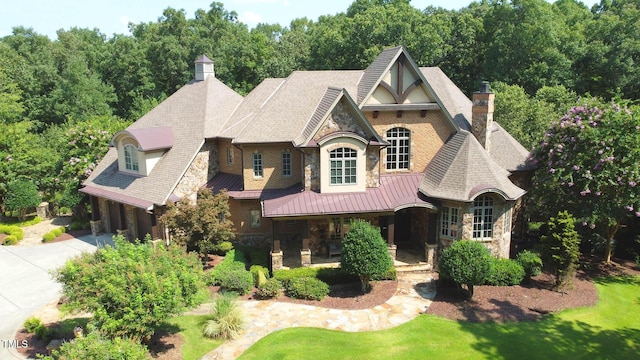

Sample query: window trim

[440,206,459,238]
[123,144,140,172]
[227,147,234,165]
[282,150,292,177]
[386,127,411,170]
[472,195,494,240]
[329,147,357,185]
[252,152,263,178]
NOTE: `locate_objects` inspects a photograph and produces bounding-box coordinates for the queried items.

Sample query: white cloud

[232,0,279,4]
[238,11,263,26]
[118,16,132,35]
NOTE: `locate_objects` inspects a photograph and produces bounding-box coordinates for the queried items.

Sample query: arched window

[124,144,139,172]
[472,195,494,239]
[330,147,357,185]
[386,127,410,170]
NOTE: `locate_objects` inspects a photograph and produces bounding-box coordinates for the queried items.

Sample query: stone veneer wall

[366,146,380,187]
[457,197,512,258]
[173,141,219,204]
[98,198,110,234]
[367,110,453,174]
[313,101,369,141]
[303,149,320,191]
[124,205,137,240]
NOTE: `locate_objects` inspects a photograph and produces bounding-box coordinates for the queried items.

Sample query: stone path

[198,273,435,360]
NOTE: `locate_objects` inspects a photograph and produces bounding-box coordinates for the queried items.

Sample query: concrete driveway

[0,233,113,359]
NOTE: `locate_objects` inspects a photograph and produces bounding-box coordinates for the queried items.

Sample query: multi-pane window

[282,151,291,177]
[253,153,263,177]
[124,144,139,172]
[330,147,357,185]
[440,207,459,238]
[473,195,494,239]
[386,127,410,170]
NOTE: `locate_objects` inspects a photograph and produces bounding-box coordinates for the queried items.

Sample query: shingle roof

[262,173,434,217]
[81,76,243,208]
[358,46,403,104]
[489,122,535,171]
[111,127,174,151]
[222,71,363,144]
[419,131,526,202]
[419,67,472,132]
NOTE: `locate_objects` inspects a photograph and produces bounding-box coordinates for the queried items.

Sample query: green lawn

[162,314,222,360]
[237,276,640,360]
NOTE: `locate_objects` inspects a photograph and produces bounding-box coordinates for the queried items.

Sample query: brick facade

[242,143,302,191]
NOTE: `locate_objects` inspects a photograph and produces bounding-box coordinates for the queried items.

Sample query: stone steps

[395,263,432,274]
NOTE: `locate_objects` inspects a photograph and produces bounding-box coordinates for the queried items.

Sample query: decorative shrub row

[39,331,148,360]
[273,267,358,285]
[0,224,24,245]
[485,258,525,286]
[284,277,330,301]
[256,278,282,299]
[237,244,270,267]
[250,265,270,286]
[42,226,67,243]
[371,265,398,281]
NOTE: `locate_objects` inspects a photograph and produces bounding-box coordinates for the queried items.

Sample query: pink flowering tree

[529,100,640,263]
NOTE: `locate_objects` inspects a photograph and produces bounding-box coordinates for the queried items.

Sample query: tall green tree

[541,211,580,289]
[5,178,41,220]
[530,100,640,263]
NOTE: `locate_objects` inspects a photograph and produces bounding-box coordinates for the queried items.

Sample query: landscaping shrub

[371,265,397,281]
[213,240,234,255]
[516,250,543,278]
[219,268,254,295]
[10,228,24,240]
[439,240,493,299]
[285,277,330,301]
[250,264,270,285]
[70,221,85,231]
[274,267,358,285]
[23,317,43,333]
[210,249,249,285]
[39,331,148,360]
[486,258,525,286]
[58,226,67,234]
[42,232,56,242]
[203,293,244,340]
[238,245,270,267]
[341,220,394,292]
[52,227,63,237]
[256,278,282,299]
[3,235,18,245]
[34,323,49,340]
[541,211,580,289]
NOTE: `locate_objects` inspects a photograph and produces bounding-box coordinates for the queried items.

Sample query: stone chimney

[194,55,214,81]
[472,81,495,150]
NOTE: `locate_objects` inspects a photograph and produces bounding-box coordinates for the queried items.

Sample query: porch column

[271,239,283,271]
[387,215,397,261]
[300,238,311,267]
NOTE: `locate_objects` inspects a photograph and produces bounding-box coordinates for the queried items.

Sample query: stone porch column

[271,239,283,270]
[300,238,311,267]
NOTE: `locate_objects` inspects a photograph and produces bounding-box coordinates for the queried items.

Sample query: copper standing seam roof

[206,172,435,217]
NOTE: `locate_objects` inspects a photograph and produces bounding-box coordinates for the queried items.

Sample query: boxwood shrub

[52,227,63,237]
[274,267,358,286]
[250,265,270,285]
[486,258,525,286]
[219,268,254,295]
[516,250,543,278]
[284,277,329,301]
[256,278,282,299]
[3,235,18,245]
[42,232,56,243]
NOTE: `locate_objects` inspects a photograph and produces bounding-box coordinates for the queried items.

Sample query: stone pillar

[300,249,312,267]
[90,220,104,236]
[426,244,438,270]
[116,228,130,241]
[387,244,397,261]
[36,202,49,219]
[271,250,283,271]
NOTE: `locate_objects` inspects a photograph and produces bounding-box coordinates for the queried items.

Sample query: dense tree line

[0,0,638,220]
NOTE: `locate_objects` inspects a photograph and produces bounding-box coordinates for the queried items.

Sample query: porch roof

[262,173,435,218]
[81,185,155,209]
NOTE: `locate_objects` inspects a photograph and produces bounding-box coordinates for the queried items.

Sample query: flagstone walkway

[197,273,435,359]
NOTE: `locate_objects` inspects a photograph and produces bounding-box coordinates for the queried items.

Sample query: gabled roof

[221,70,362,144]
[81,76,243,208]
[489,122,535,171]
[111,127,174,151]
[419,131,526,202]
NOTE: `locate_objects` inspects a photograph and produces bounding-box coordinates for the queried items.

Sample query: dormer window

[330,147,357,185]
[124,144,139,172]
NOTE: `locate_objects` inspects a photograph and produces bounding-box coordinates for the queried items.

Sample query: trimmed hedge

[219,268,254,295]
[274,267,358,285]
[209,249,254,294]
[250,265,270,286]
[52,227,63,237]
[0,225,23,243]
[284,277,329,301]
[486,258,525,286]
[3,235,18,245]
[42,232,56,243]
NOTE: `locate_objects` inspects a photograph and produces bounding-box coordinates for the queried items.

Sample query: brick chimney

[472,81,494,150]
[194,55,214,81]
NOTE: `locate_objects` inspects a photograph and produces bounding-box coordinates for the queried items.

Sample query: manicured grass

[238,276,640,360]
[163,314,222,360]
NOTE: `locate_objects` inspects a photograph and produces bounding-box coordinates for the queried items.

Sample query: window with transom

[386,127,410,170]
[253,153,263,178]
[441,207,459,238]
[282,150,291,177]
[330,147,357,185]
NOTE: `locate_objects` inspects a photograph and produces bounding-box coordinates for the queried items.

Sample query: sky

[1,0,599,40]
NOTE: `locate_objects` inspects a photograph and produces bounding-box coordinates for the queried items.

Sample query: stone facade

[367,111,453,174]
[303,149,320,191]
[366,146,381,187]
[173,141,219,203]
[471,91,495,150]
[313,101,369,141]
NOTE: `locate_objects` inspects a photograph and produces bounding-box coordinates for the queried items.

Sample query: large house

[81,46,532,269]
